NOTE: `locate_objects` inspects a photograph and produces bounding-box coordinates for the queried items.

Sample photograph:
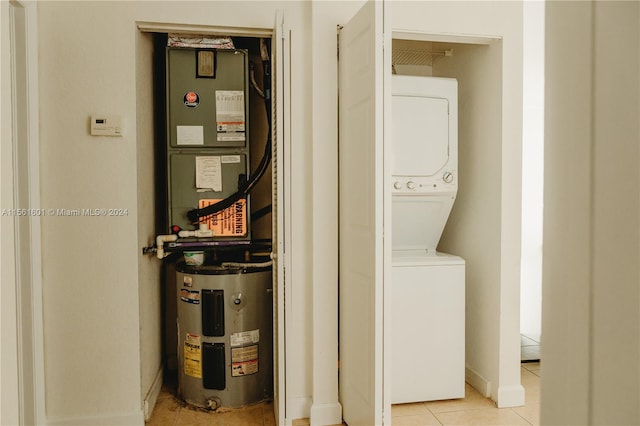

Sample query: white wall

[393,1,524,406]
[520,0,544,342]
[432,40,504,400]
[36,1,312,423]
[38,2,143,422]
[542,1,640,424]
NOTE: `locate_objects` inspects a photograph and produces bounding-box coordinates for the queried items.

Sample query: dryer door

[392,94,449,177]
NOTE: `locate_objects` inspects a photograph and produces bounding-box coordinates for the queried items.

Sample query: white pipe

[156,234,178,259]
[177,223,214,239]
[177,228,214,238]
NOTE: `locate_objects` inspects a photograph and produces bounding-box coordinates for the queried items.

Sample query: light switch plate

[90,115,122,136]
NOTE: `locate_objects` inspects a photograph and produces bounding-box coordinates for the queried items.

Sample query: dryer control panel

[392,170,457,194]
[391,76,458,197]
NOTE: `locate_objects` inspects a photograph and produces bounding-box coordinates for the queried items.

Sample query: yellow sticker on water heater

[184,333,202,379]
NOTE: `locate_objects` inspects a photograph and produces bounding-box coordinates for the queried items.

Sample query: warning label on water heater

[198,198,247,237]
[215,90,245,142]
[231,345,259,377]
[184,333,202,378]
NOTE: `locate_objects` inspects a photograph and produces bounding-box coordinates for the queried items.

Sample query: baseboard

[496,384,525,408]
[47,410,144,425]
[465,365,491,397]
[287,395,312,425]
[310,401,343,426]
[143,366,164,420]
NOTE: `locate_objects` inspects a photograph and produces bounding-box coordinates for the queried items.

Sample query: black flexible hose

[187,49,272,225]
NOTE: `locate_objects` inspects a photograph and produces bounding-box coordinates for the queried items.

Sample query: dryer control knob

[443,172,454,183]
[393,181,402,190]
[406,181,416,190]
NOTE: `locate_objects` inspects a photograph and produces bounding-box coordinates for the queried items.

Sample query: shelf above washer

[392,47,453,69]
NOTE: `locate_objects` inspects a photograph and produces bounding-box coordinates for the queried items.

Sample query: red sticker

[184,91,200,108]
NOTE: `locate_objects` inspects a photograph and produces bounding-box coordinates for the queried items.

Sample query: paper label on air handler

[215,90,245,141]
[184,333,202,378]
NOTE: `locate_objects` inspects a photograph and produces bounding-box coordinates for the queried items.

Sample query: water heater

[176,262,273,409]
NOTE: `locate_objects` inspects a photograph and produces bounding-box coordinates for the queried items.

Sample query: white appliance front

[391,255,465,404]
[391,76,458,253]
[390,75,465,405]
[392,193,456,253]
[392,94,449,177]
[391,75,458,186]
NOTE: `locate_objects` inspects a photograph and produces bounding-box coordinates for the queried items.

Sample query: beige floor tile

[424,384,495,414]
[157,386,174,401]
[435,408,530,426]
[175,404,265,426]
[522,362,541,377]
[393,412,442,425]
[215,405,265,425]
[292,418,311,426]
[146,396,181,426]
[392,402,430,417]
[521,368,540,404]
[175,406,224,426]
[513,403,540,426]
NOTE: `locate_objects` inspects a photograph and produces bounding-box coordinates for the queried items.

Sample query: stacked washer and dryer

[391,76,466,404]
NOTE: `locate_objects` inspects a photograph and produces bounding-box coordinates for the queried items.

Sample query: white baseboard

[47,410,144,425]
[310,402,343,426]
[496,384,525,408]
[287,395,312,425]
[465,365,491,397]
[143,366,164,420]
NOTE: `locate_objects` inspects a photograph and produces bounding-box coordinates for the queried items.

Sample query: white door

[271,9,290,426]
[338,1,391,425]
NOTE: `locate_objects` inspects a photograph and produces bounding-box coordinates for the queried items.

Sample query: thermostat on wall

[90,115,122,136]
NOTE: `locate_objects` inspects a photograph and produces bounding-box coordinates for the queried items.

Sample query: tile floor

[388,364,541,426]
[148,363,541,426]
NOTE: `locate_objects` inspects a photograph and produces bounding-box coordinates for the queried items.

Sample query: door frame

[1,1,46,424]
[137,17,291,425]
